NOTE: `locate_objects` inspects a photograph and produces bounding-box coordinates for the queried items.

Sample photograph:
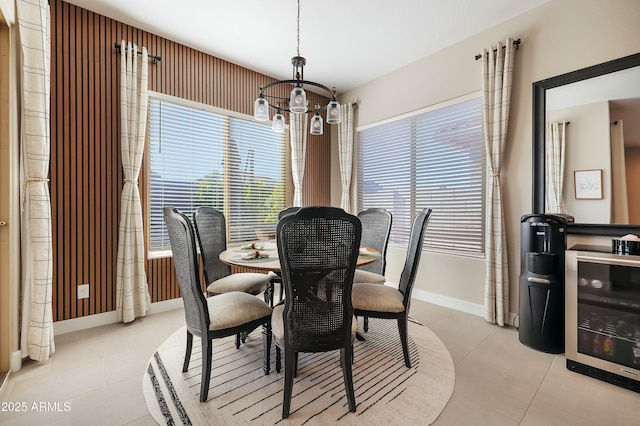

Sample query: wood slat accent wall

[50,0,331,321]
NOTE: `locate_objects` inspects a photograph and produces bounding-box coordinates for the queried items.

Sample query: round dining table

[219,241,380,272]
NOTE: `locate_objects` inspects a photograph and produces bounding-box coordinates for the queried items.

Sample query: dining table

[221,240,380,340]
[219,240,381,272]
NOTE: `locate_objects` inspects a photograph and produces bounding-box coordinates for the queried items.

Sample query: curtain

[481,38,515,326]
[17,0,54,362]
[290,113,308,207]
[338,103,354,212]
[545,122,567,214]
[115,41,151,323]
[610,120,629,224]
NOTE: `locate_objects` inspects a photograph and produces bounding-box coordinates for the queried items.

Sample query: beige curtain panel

[481,38,515,326]
[115,41,151,323]
[18,0,55,362]
[290,113,308,207]
[545,122,567,214]
[338,103,354,213]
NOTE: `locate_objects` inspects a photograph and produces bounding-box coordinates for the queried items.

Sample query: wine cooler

[565,247,640,393]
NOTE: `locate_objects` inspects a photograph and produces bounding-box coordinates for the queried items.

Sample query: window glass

[148,96,287,253]
[358,96,485,254]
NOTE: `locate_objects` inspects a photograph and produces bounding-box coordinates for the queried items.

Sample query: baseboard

[411,288,516,326]
[51,287,516,336]
[53,298,183,336]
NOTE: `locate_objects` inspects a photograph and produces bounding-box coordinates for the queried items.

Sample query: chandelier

[253,0,341,135]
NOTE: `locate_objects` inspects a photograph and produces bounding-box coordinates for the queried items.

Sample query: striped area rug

[143,318,454,425]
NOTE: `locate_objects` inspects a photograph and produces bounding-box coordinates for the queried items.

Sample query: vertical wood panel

[50,0,331,320]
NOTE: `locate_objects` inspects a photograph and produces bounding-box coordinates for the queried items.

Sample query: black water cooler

[519,214,573,354]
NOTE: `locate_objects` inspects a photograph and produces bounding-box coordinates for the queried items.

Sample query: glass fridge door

[577,259,640,369]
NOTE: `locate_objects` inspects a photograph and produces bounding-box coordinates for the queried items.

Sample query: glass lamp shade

[272,112,285,134]
[254,96,269,121]
[289,86,308,113]
[310,112,323,135]
[326,99,342,124]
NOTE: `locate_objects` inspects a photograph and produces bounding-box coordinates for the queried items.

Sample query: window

[357,95,485,255]
[147,95,287,254]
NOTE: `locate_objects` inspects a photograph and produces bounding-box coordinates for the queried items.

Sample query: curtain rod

[474,38,521,61]
[114,43,161,64]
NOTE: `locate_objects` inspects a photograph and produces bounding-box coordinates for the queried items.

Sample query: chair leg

[183,331,193,372]
[200,337,213,402]
[282,348,296,419]
[236,333,241,349]
[364,316,369,332]
[340,347,357,412]
[275,346,282,373]
[264,283,273,307]
[398,315,411,368]
[263,321,272,375]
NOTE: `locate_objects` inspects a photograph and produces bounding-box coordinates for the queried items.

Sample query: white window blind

[148,96,287,253]
[358,96,485,254]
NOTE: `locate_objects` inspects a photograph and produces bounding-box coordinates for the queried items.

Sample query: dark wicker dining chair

[163,207,273,402]
[267,206,302,303]
[352,208,432,368]
[272,206,361,419]
[354,208,393,333]
[193,206,274,307]
[354,208,392,284]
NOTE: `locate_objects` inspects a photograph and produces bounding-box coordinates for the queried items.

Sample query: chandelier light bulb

[254,95,269,121]
[326,98,342,124]
[290,86,308,113]
[272,111,285,134]
[310,109,323,135]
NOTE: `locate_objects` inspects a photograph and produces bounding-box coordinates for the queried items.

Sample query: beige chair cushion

[206,292,272,331]
[207,272,270,295]
[353,269,386,284]
[271,305,358,344]
[352,283,405,313]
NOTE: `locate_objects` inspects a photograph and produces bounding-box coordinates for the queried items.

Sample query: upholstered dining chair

[272,206,361,419]
[193,206,274,307]
[162,207,273,402]
[352,208,432,368]
[354,208,392,333]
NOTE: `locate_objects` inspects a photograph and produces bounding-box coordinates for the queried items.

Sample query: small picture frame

[574,169,603,199]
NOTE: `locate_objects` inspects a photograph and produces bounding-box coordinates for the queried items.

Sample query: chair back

[357,208,392,275]
[193,206,232,284]
[163,207,209,336]
[398,208,432,307]
[278,206,301,221]
[277,206,361,352]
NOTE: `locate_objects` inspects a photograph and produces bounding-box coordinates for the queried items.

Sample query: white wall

[331,0,640,316]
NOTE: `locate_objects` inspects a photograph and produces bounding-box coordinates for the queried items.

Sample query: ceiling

[64,0,550,93]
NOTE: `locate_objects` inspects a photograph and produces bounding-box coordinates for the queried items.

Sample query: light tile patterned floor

[1,299,639,425]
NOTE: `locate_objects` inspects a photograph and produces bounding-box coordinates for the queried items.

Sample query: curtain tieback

[124,179,139,185]
[22,177,50,207]
[491,173,501,177]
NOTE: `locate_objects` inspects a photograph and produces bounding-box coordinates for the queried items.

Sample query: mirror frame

[532,52,640,236]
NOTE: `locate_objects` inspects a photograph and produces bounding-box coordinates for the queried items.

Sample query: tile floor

[1,299,639,425]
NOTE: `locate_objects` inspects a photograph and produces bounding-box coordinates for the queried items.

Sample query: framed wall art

[574,169,603,199]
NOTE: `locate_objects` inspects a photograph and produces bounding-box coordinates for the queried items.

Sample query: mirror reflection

[544,65,640,224]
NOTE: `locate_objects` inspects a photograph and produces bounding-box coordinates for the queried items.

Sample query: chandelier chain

[296,0,300,57]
